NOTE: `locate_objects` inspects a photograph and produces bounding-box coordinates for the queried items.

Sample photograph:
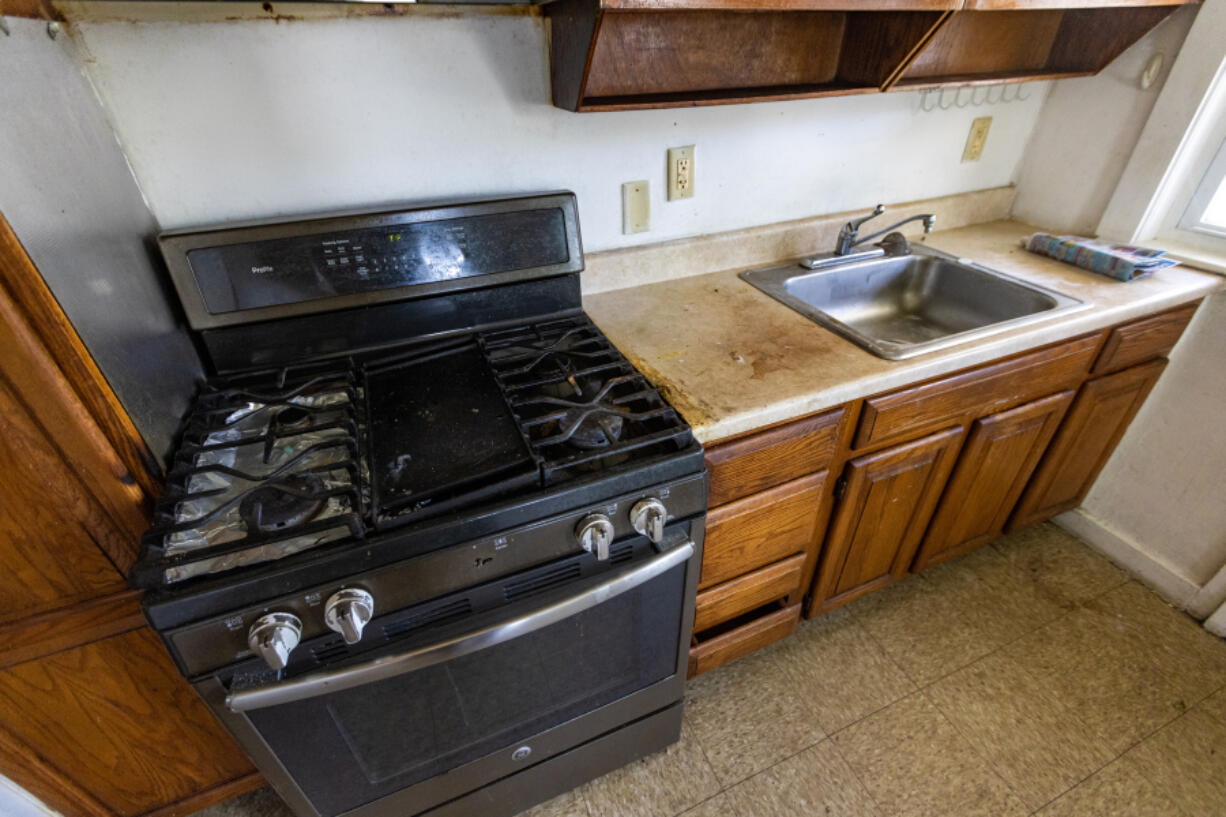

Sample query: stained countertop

[585,220,1223,444]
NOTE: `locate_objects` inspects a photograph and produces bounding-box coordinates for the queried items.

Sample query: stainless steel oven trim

[227,539,695,712]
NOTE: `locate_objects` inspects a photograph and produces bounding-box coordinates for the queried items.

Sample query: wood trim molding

[137,772,265,817]
[0,727,113,817]
[0,590,145,670]
[0,213,161,498]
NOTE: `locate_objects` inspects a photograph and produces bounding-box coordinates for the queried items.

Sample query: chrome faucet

[801,205,936,270]
[835,205,935,255]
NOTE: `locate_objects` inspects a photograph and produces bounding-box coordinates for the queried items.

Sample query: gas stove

[135,193,706,817]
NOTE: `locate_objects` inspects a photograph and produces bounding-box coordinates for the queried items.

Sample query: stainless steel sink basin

[739,245,1087,360]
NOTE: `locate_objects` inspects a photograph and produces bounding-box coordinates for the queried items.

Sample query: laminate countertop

[584,220,1224,444]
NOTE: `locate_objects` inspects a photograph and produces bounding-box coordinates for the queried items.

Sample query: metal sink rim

[738,244,1089,360]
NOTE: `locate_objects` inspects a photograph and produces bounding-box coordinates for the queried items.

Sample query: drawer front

[705,408,843,507]
[689,602,801,678]
[1093,302,1198,375]
[856,334,1101,449]
[693,553,806,634]
[700,472,825,591]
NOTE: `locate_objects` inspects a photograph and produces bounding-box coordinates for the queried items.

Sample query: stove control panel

[575,514,615,561]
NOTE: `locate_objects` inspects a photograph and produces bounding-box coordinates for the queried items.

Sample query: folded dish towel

[1023,233,1178,282]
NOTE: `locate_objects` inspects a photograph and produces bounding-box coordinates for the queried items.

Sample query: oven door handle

[226,539,695,712]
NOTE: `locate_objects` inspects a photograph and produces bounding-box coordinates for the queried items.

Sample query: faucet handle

[847,204,885,233]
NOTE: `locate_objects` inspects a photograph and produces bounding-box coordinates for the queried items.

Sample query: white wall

[1011,4,1197,234]
[70,10,1050,251]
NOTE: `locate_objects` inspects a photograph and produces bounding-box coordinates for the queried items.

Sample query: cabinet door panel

[814,426,963,611]
[1009,359,1167,531]
[0,377,127,621]
[914,390,1074,571]
[0,628,254,817]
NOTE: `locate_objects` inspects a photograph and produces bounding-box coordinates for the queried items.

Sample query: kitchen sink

[739,245,1087,360]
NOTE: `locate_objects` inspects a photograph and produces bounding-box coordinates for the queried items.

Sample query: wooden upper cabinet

[1009,358,1167,530]
[813,426,963,613]
[891,4,1186,90]
[913,390,1073,571]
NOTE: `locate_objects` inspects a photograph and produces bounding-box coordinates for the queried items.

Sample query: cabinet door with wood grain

[913,390,1074,572]
[811,426,963,614]
[1009,358,1167,531]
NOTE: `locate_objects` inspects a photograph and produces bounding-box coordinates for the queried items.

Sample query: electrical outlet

[622,181,650,234]
[962,116,992,162]
[667,145,695,200]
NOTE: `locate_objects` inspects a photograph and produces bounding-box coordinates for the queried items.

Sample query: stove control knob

[324,588,375,645]
[629,498,668,544]
[576,513,615,561]
[247,612,302,671]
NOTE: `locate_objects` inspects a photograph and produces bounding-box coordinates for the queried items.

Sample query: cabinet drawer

[700,472,824,591]
[855,334,1100,449]
[705,408,843,507]
[693,553,806,634]
[689,602,801,678]
[1093,302,1198,375]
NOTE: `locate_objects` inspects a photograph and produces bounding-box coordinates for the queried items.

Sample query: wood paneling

[0,628,254,817]
[0,215,159,497]
[1093,301,1199,375]
[705,408,843,507]
[913,390,1073,571]
[855,333,1100,449]
[693,553,805,633]
[700,472,825,590]
[965,0,1195,8]
[813,426,963,612]
[1009,358,1167,530]
[689,602,801,677]
[584,11,847,97]
[0,590,144,671]
[0,376,129,621]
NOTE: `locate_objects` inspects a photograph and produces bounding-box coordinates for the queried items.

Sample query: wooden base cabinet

[1009,358,1168,531]
[811,426,964,613]
[912,389,1074,571]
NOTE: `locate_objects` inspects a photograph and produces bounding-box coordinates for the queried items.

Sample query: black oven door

[199,538,696,817]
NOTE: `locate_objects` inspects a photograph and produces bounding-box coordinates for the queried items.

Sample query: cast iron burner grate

[131,358,367,587]
[480,317,692,480]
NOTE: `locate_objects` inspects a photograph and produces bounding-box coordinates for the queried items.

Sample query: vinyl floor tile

[833,691,1028,817]
[776,606,916,733]
[989,523,1129,606]
[1003,581,1226,754]
[847,570,1003,686]
[580,717,720,817]
[1125,690,1226,817]
[722,740,882,817]
[926,650,1115,811]
[677,793,738,817]
[684,644,826,788]
[1033,755,1189,817]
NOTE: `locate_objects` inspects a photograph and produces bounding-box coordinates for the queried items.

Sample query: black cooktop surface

[131,315,693,589]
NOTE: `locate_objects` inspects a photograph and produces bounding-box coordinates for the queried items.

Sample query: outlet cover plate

[962,116,992,163]
[622,181,650,234]
[667,145,695,201]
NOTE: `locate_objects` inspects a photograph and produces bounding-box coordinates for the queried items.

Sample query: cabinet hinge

[834,476,848,499]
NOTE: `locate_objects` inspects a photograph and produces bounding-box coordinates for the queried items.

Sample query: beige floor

[199,524,1226,817]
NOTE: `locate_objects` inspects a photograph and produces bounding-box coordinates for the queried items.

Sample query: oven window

[246,561,684,815]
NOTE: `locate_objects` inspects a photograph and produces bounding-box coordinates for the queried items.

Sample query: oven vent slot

[381,598,473,640]
[609,541,634,564]
[504,562,582,601]
[311,639,350,664]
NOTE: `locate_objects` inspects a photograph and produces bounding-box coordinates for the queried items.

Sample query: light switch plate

[623,181,650,234]
[667,145,695,200]
[962,116,992,163]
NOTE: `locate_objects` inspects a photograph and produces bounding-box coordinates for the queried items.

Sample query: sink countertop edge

[584,219,1225,445]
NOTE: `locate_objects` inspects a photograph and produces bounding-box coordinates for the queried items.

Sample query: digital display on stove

[186,208,570,315]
